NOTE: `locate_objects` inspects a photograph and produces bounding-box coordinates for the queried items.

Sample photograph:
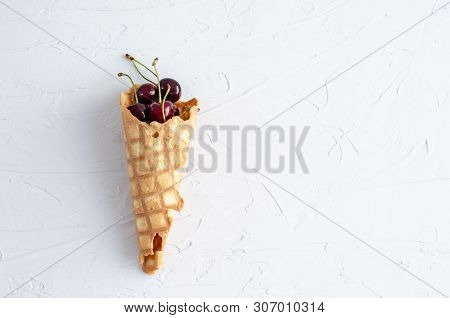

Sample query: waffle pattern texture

[120,86,198,274]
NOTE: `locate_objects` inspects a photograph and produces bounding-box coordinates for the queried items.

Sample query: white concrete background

[0,0,450,297]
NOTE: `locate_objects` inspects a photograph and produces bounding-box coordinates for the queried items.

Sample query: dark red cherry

[118,72,148,122]
[160,78,181,103]
[137,83,158,104]
[127,103,147,122]
[146,101,175,123]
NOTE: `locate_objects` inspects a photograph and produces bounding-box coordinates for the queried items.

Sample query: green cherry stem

[178,107,193,117]
[118,72,138,103]
[132,61,157,85]
[152,57,162,103]
[125,54,157,85]
[161,84,171,122]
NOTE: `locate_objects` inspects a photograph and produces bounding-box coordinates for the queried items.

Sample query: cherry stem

[152,58,162,103]
[126,54,157,77]
[161,84,171,122]
[179,106,195,117]
[118,72,138,103]
[126,54,157,85]
[131,60,157,85]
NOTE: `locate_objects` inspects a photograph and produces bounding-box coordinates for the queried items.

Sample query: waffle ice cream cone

[120,86,198,274]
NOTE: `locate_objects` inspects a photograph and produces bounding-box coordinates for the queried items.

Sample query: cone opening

[121,86,198,128]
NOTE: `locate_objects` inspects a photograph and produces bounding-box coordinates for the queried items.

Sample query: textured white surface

[1,0,450,297]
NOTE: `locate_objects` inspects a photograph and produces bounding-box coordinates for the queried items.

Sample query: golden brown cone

[120,86,198,274]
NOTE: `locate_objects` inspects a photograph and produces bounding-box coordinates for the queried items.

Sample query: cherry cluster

[119,55,182,123]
